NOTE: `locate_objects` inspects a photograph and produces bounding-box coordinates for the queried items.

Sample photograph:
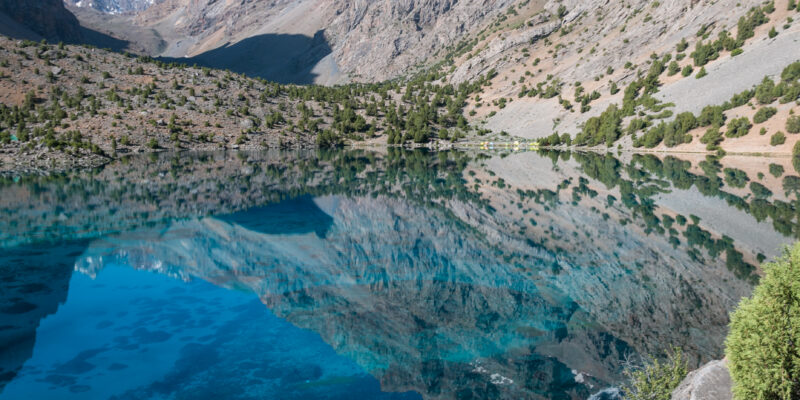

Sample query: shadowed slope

[163,30,335,84]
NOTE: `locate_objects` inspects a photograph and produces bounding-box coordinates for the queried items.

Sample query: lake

[0,149,796,400]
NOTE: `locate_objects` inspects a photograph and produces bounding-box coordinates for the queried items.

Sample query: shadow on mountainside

[162,30,333,85]
[0,11,129,51]
[217,195,334,238]
[0,241,85,394]
[79,26,130,52]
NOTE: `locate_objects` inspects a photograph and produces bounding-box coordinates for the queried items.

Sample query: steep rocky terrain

[0,0,83,42]
[445,0,800,153]
[69,0,521,83]
[65,0,161,14]
[60,0,800,155]
[0,35,481,172]
[1,0,799,167]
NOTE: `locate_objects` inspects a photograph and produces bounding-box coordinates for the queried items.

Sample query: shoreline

[4,140,798,175]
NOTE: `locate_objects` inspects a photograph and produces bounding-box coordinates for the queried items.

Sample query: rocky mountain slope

[63,0,800,153]
[65,0,160,14]
[1,0,799,166]
[0,35,483,172]
[445,0,800,153]
[0,0,83,42]
[68,0,521,84]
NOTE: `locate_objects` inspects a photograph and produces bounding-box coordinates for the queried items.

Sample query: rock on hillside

[672,360,733,400]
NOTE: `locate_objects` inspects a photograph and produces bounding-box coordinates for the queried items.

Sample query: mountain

[64,0,160,14]
[61,0,800,152]
[68,0,520,84]
[1,0,799,166]
[0,0,83,41]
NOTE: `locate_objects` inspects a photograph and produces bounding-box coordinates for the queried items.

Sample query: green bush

[698,105,726,127]
[782,61,800,82]
[771,131,786,146]
[726,117,752,138]
[667,61,680,76]
[787,116,800,134]
[769,26,778,38]
[696,67,708,79]
[755,77,779,104]
[621,349,688,400]
[770,163,785,177]
[726,243,800,400]
[754,107,778,123]
[676,38,689,52]
[681,65,693,77]
[701,126,723,150]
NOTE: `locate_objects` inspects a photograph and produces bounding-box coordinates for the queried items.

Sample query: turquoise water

[0,150,795,399]
[1,263,418,400]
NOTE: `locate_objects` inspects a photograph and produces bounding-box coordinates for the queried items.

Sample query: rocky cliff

[65,0,161,14]
[0,0,83,41]
[69,0,520,83]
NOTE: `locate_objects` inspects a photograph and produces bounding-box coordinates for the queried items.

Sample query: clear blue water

[0,150,795,399]
[1,264,418,400]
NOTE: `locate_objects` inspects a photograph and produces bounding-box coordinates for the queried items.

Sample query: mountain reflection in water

[1,149,796,399]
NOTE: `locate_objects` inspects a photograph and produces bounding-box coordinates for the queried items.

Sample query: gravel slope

[657,27,800,114]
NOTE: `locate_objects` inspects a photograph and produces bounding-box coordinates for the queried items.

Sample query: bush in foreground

[621,349,688,400]
[725,243,800,400]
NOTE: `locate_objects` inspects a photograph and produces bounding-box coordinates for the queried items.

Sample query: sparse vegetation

[621,349,688,400]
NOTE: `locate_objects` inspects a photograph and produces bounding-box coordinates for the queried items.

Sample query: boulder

[672,359,732,400]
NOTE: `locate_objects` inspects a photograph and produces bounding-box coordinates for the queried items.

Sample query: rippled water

[1,149,796,399]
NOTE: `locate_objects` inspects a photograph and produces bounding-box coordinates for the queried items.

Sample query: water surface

[1,149,796,399]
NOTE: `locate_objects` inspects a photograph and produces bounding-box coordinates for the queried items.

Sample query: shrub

[769,26,778,39]
[726,243,800,400]
[681,65,693,77]
[770,163,785,177]
[667,61,680,76]
[696,67,708,79]
[755,77,778,104]
[698,105,726,127]
[753,107,778,123]
[787,116,800,134]
[770,131,786,146]
[676,38,689,52]
[621,349,688,400]
[726,117,752,138]
[700,126,723,150]
[782,61,800,82]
